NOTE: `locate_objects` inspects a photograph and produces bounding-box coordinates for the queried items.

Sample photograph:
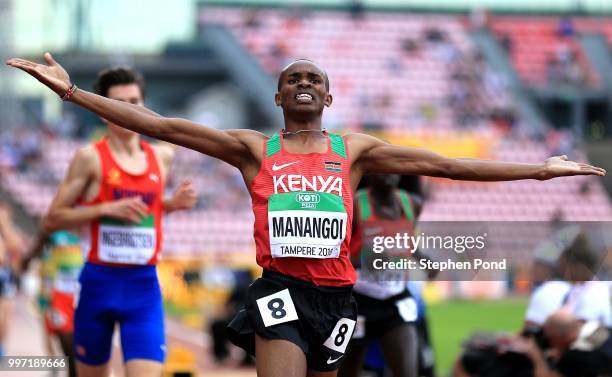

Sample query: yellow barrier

[163,346,197,377]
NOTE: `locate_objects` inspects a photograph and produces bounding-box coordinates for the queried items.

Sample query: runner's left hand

[543,155,606,179]
[168,180,197,211]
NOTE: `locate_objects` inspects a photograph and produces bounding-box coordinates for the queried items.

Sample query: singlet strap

[95,139,110,173]
[139,140,161,175]
[398,190,415,222]
[329,133,347,158]
[266,133,281,157]
[357,189,372,221]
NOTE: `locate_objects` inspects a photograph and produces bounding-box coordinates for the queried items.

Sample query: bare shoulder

[344,132,386,147]
[343,132,386,161]
[73,144,99,169]
[151,143,175,166]
[227,129,268,158]
[227,129,268,143]
[75,143,97,157]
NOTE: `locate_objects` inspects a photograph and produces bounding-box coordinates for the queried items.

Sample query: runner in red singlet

[340,174,423,377]
[82,137,164,266]
[7,54,606,377]
[13,67,197,377]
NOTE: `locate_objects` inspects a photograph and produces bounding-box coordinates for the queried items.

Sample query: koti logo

[296,193,320,208]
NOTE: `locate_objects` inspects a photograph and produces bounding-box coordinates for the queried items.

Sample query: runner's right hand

[6,53,72,97]
[101,197,149,223]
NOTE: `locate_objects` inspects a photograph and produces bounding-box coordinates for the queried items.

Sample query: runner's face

[275,62,332,114]
[369,174,400,191]
[104,84,144,137]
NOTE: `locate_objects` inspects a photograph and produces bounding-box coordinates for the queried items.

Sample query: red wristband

[60,84,77,101]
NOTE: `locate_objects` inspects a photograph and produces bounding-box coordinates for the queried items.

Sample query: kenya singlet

[351,188,416,299]
[81,138,164,266]
[250,132,356,286]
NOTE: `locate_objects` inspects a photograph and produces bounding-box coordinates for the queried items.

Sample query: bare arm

[42,147,149,232]
[0,205,24,256]
[349,133,605,182]
[163,180,197,213]
[0,206,25,271]
[20,231,49,272]
[6,53,260,168]
[43,147,104,232]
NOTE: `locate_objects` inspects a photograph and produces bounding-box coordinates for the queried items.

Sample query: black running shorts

[227,270,357,371]
[351,289,417,344]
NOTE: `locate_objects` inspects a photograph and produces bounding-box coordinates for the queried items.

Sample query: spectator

[400,38,421,56]
[243,9,261,29]
[499,34,513,54]
[557,232,611,327]
[524,239,570,330]
[558,17,575,38]
[547,57,564,86]
[423,26,446,43]
[348,0,365,20]
[521,310,612,377]
[565,53,587,86]
[469,7,490,30]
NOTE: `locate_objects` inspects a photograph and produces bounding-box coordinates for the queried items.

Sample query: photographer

[518,310,612,377]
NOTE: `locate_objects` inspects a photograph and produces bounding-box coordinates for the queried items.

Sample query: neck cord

[281,128,327,136]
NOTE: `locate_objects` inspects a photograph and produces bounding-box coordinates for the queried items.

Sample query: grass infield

[428,298,528,375]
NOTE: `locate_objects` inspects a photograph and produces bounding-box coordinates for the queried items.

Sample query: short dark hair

[94,67,145,98]
[277,59,330,92]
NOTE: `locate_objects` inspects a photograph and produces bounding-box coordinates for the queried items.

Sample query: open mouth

[295,93,314,104]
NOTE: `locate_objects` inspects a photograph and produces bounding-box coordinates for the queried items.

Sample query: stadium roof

[199,0,612,14]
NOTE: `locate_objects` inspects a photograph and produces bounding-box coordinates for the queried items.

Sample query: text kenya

[273,175,343,196]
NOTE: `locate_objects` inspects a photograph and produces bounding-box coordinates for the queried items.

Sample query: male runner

[6,54,606,377]
[339,174,422,377]
[9,65,197,377]
[23,230,83,377]
[31,233,59,370]
[0,203,22,357]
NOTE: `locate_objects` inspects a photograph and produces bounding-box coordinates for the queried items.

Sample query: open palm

[545,155,606,178]
[6,53,71,97]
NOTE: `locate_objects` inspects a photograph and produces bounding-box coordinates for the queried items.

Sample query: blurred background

[0,0,612,376]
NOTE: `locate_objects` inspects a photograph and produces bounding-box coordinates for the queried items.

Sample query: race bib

[256,289,299,327]
[268,192,347,259]
[352,315,366,339]
[54,270,80,294]
[323,318,356,353]
[98,215,156,264]
[48,309,67,327]
[396,296,418,322]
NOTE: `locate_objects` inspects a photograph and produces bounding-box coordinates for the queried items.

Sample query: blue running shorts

[74,263,165,365]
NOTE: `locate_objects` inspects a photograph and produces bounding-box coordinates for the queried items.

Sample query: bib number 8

[256,289,299,327]
[324,318,356,354]
[268,298,286,319]
[335,324,349,346]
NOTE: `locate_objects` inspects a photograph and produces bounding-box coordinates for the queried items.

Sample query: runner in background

[35,239,59,371]
[0,203,24,357]
[339,174,423,377]
[22,230,83,377]
[11,66,197,377]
